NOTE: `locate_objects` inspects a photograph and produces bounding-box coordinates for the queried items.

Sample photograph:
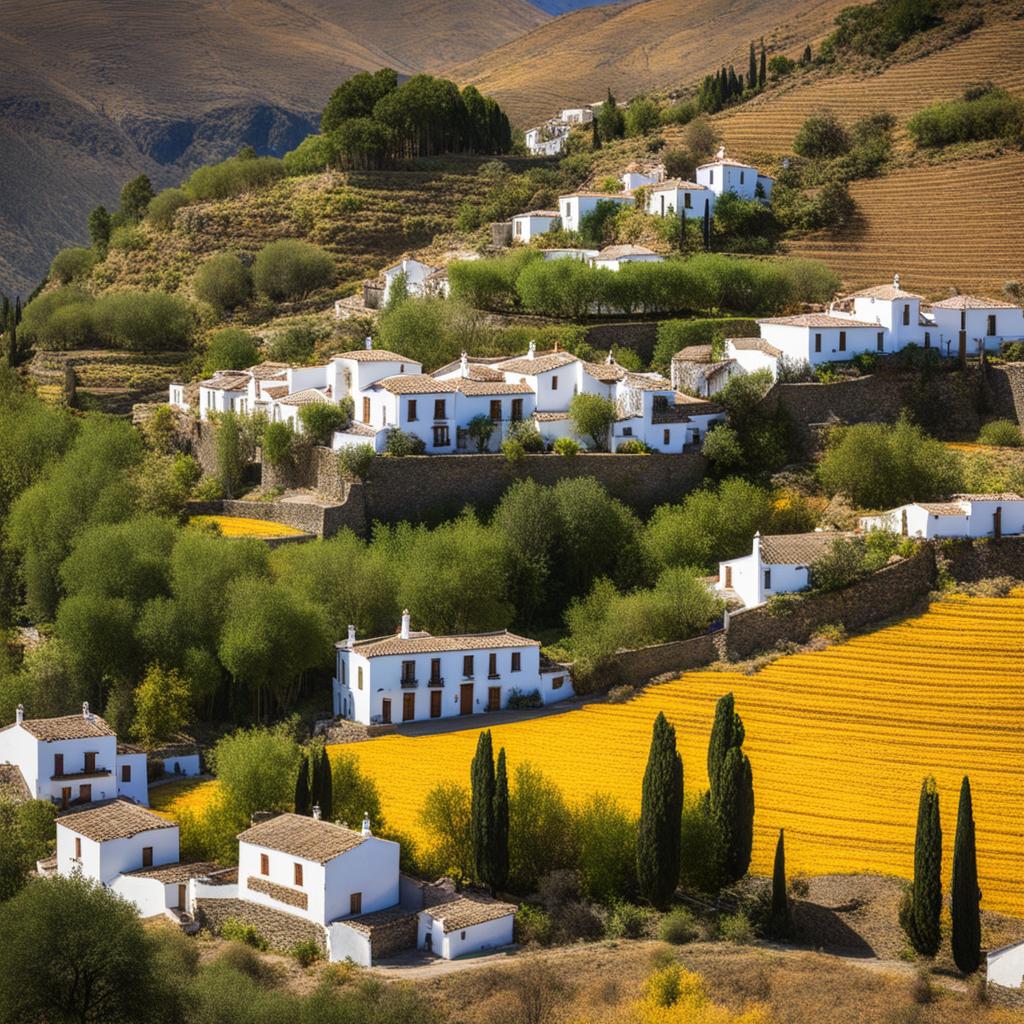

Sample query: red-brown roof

[58,800,176,841]
[238,813,367,862]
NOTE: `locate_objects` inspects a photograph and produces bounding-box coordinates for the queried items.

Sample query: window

[463,655,474,678]
[684,193,692,209]
[663,428,670,445]
[142,847,153,868]
[400,364,405,373]
[75,837,81,859]
[709,170,714,184]
[511,652,521,672]
[294,863,303,886]
[357,666,363,690]
[838,331,847,352]
[408,399,417,422]
[84,752,96,773]
[434,399,446,420]
[121,764,131,783]
[362,397,371,423]
[740,171,745,184]
[814,333,822,354]
[925,332,931,348]
[622,426,632,436]
[260,853,270,875]
[432,424,450,447]
[961,310,967,331]
[350,892,362,915]
[511,399,523,422]
[877,331,884,352]
[54,753,64,776]
[988,314,997,336]
[551,375,559,391]
[430,658,441,682]
[763,569,771,590]
[461,930,466,940]
[902,304,910,326]
[490,399,501,421]
[488,653,498,678]
[401,660,416,684]
[552,676,564,690]
[515,220,522,236]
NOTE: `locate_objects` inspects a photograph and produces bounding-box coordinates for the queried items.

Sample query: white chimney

[364,336,373,351]
[15,704,24,725]
[527,340,536,360]
[716,145,726,160]
[605,349,615,365]
[893,272,901,289]
[400,609,411,640]
[460,351,469,377]
[82,701,91,720]
[361,812,372,837]
[312,803,321,821]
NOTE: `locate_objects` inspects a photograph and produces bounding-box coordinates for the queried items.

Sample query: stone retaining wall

[195,897,327,952]
[595,631,723,689]
[187,499,332,537]
[936,535,1024,582]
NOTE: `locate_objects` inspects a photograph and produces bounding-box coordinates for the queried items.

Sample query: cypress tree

[769,829,791,938]
[318,747,333,822]
[592,118,601,150]
[951,776,981,973]
[294,753,310,815]
[759,40,767,89]
[702,198,711,250]
[708,693,754,884]
[470,730,496,886]
[492,748,510,893]
[707,692,744,786]
[637,712,683,908]
[748,42,757,92]
[900,776,942,956]
[727,65,738,99]
[801,44,813,65]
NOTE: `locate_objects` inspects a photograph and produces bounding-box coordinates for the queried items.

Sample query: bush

[290,938,323,966]
[147,188,191,229]
[907,86,1024,148]
[202,328,259,375]
[219,918,268,950]
[283,134,338,175]
[605,901,651,938]
[569,393,616,450]
[794,110,850,158]
[337,443,375,481]
[50,247,96,284]
[261,420,296,469]
[810,538,868,592]
[91,291,194,351]
[553,437,581,457]
[193,254,252,314]
[978,419,1023,447]
[652,317,759,372]
[514,904,553,945]
[108,226,148,252]
[616,439,651,454]
[383,428,425,457]
[607,684,636,704]
[505,688,542,710]
[252,240,334,300]
[267,325,317,364]
[502,437,525,464]
[718,911,755,943]
[184,156,285,201]
[507,420,545,452]
[298,401,352,444]
[660,908,699,944]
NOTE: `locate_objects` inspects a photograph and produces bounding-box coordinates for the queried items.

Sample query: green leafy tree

[466,413,496,453]
[794,109,851,158]
[120,173,155,224]
[568,393,616,450]
[267,326,317,365]
[202,328,259,376]
[769,829,792,938]
[0,799,56,901]
[899,776,942,957]
[252,240,335,300]
[508,762,576,891]
[193,255,252,315]
[294,753,311,815]
[330,749,382,831]
[637,712,683,908]
[88,205,112,253]
[625,96,661,137]
[146,187,191,229]
[419,781,473,882]
[261,420,295,470]
[50,247,96,285]
[298,401,352,445]
[573,793,637,902]
[131,664,191,746]
[321,68,399,132]
[471,730,496,888]
[951,776,982,973]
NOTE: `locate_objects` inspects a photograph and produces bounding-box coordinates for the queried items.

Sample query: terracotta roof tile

[496,352,579,375]
[262,385,289,399]
[582,360,626,382]
[123,861,221,883]
[844,284,923,301]
[513,210,559,218]
[200,372,250,391]
[238,813,367,862]
[625,371,673,392]
[459,380,534,396]
[11,713,116,742]
[58,799,176,841]
[247,362,290,380]
[347,629,538,658]
[759,532,853,565]
[650,178,708,190]
[594,245,661,260]
[954,492,1024,501]
[376,375,458,395]
[279,388,328,406]
[673,345,714,363]
[930,295,1019,310]
[422,890,517,933]
[533,411,569,422]
[332,349,419,363]
[559,191,634,200]
[757,314,879,329]
[728,337,782,357]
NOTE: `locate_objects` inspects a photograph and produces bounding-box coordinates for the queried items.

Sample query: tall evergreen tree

[637,712,683,908]
[88,205,112,254]
[801,44,813,65]
[951,776,981,973]
[492,748,510,893]
[310,744,323,813]
[294,753,310,816]
[470,730,496,885]
[708,693,754,884]
[748,42,758,91]
[702,198,711,250]
[727,65,739,98]
[707,692,744,785]
[769,829,791,938]
[759,40,767,89]
[899,776,942,956]
[318,747,333,822]
[592,118,601,150]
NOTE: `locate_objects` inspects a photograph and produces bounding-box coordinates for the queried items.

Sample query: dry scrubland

[338,593,1024,916]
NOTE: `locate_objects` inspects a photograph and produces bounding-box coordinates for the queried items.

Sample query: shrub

[505,688,542,710]
[616,439,651,454]
[514,904,553,945]
[298,401,352,444]
[252,240,334,300]
[147,188,191,229]
[607,685,636,704]
[794,110,850,158]
[90,291,195,351]
[193,254,252,314]
[290,938,323,966]
[810,538,867,592]
[466,413,496,453]
[553,437,581,458]
[625,97,662,137]
[202,328,259,375]
[337,443,375,481]
[978,419,1023,447]
[907,87,1024,148]
[108,226,148,252]
[219,918,268,950]
[605,901,651,938]
[569,393,616,450]
[502,437,525,464]
[283,134,338,175]
[507,420,545,452]
[383,428,426,456]
[184,156,285,201]
[267,325,317,364]
[718,911,754,943]
[261,420,296,469]
[660,908,699,944]
[50,247,96,284]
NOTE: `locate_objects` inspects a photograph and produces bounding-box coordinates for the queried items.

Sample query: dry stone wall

[594,632,723,690]
[936,535,1024,582]
[195,897,327,952]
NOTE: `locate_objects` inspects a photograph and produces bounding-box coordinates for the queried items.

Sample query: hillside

[0,0,548,296]
[454,0,853,124]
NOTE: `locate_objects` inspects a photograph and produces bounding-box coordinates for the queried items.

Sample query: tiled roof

[332,349,418,363]
[200,372,250,391]
[930,295,1019,310]
[8,713,116,742]
[376,375,458,395]
[423,891,517,933]
[279,388,327,406]
[462,365,507,382]
[650,178,708,190]
[918,502,968,515]
[624,371,673,392]
[339,422,379,437]
[341,905,417,934]
[582,360,626,383]
[238,813,367,863]
[58,799,177,841]
[844,284,923,301]
[757,314,879,329]
[594,245,661,259]
[247,362,290,380]
[262,385,289,399]
[533,411,569,422]
[514,210,559,218]
[954,492,1024,501]
[559,191,634,200]
[497,352,578,375]
[459,380,534,396]
[697,156,768,173]
[348,629,538,658]
[0,764,29,801]
[728,337,782,357]
[430,356,505,379]
[123,861,221,883]
[673,345,714,363]
[759,532,853,566]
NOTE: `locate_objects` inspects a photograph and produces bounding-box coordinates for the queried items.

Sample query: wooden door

[84,751,96,773]
[177,885,187,910]
[460,683,474,715]
[488,686,501,712]
[430,690,442,719]
[724,565,732,588]
[362,396,371,423]
[79,784,91,804]
[61,787,71,809]
[403,693,416,722]
[381,698,391,725]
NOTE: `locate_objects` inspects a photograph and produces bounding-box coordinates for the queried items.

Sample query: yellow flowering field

[341,592,1024,916]
[150,778,222,819]
[188,515,306,539]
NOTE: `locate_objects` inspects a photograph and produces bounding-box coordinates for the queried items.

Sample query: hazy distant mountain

[530,0,642,12]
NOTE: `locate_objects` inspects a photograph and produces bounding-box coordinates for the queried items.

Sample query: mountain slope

[454,0,852,125]
[0,0,549,296]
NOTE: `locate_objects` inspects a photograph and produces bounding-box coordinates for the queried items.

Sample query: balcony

[51,769,113,782]
[427,677,445,688]
[399,677,418,689]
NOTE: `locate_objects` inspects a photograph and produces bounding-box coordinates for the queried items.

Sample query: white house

[725,337,783,378]
[988,940,1024,989]
[382,258,443,305]
[860,494,1024,540]
[0,704,148,808]
[540,247,599,262]
[590,245,664,272]
[511,210,560,243]
[621,162,666,192]
[558,191,634,233]
[696,148,774,203]
[333,611,572,725]
[525,122,570,156]
[197,370,251,419]
[645,179,712,218]
[670,345,738,397]
[417,888,517,959]
[717,531,852,608]
[927,294,1024,355]
[560,107,593,124]
[757,313,887,367]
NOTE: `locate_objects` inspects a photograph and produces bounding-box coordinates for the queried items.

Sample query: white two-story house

[696,148,774,203]
[0,704,148,808]
[558,191,634,233]
[333,611,571,725]
[645,179,712,219]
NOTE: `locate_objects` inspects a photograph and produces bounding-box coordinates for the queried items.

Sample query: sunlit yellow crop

[340,592,1024,916]
[150,778,221,819]
[188,515,306,539]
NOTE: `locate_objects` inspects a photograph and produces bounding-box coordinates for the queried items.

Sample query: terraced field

[341,592,1024,916]
[188,516,308,539]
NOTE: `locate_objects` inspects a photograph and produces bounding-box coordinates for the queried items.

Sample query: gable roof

[953,492,1024,502]
[58,799,176,842]
[594,245,661,260]
[649,178,708,191]
[238,813,367,862]
[346,629,538,658]
[728,337,782,357]
[459,380,534,396]
[279,388,327,406]
[844,284,923,301]
[759,532,853,566]
[423,890,517,932]
[929,294,1020,310]
[673,345,714,363]
[496,351,578,375]
[624,371,673,392]
[332,349,418,363]
[247,362,290,380]
[375,375,458,395]
[582,360,626,383]
[559,191,634,201]
[513,210,559,219]
[5,712,116,742]
[757,313,879,329]
[918,501,968,515]
[199,372,250,391]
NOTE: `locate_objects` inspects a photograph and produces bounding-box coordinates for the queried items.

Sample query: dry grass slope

[340,592,1024,916]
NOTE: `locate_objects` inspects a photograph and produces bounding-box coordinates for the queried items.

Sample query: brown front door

[84,751,96,772]
[177,885,187,910]
[381,699,392,724]
[79,784,91,804]
[488,686,501,711]
[430,690,442,718]
[403,693,416,721]
[362,396,371,423]
[460,683,474,715]
[61,787,71,809]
